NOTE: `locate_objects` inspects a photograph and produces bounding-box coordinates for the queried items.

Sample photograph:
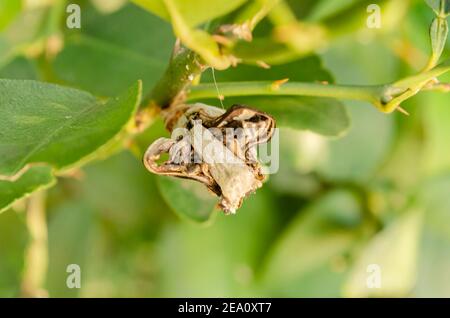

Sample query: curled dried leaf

[143,103,275,214]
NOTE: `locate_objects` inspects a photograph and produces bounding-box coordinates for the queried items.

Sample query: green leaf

[224,95,350,136]
[53,4,174,96]
[131,0,247,27]
[199,55,350,136]
[0,166,55,214]
[425,0,450,16]
[0,210,28,297]
[344,208,423,297]
[157,176,218,223]
[260,190,363,296]
[0,79,142,177]
[430,17,449,61]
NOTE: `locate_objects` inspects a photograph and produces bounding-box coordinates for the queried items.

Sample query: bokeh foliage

[0,0,449,297]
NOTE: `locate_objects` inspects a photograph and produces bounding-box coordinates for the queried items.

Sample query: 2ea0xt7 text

[178,302,272,315]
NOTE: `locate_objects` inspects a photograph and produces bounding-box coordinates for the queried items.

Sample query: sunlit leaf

[0,166,55,214]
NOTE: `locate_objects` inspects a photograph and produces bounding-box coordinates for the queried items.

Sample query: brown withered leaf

[143,103,275,214]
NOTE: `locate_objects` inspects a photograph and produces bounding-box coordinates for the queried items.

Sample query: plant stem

[144,46,205,109]
[382,59,450,112]
[21,190,49,298]
[188,81,384,106]
[395,59,450,88]
[143,0,282,110]
[187,59,450,113]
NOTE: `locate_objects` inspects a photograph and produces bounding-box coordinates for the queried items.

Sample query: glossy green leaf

[157,176,218,223]
[226,95,349,136]
[0,79,141,177]
[53,4,174,96]
[0,166,55,214]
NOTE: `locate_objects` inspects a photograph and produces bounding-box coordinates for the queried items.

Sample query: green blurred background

[1,0,450,297]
